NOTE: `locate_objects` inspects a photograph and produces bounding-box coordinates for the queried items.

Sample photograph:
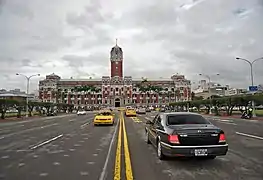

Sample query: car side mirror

[146,120,153,124]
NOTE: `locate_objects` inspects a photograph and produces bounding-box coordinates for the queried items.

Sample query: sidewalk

[202,113,263,121]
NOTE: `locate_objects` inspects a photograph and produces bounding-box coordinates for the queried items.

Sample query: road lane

[1,110,262,180]
[123,114,172,180]
[0,114,76,136]
[0,114,94,151]
[205,115,263,137]
[0,112,119,180]
[130,113,263,180]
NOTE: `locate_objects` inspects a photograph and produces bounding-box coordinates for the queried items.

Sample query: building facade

[38,42,191,108]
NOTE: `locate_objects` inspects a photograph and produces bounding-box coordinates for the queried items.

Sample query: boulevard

[0,111,262,180]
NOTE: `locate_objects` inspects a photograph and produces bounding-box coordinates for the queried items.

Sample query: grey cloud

[21,59,31,66]
[5,0,34,19]
[66,1,112,30]
[1,0,263,92]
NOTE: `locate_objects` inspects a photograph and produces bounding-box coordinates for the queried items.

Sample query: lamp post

[236,57,263,117]
[16,73,40,117]
[199,73,220,114]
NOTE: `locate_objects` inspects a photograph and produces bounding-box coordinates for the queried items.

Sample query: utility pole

[16,73,40,117]
[236,57,263,117]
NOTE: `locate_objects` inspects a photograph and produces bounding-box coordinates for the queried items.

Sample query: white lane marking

[30,134,63,150]
[217,121,237,125]
[145,117,150,120]
[236,132,263,140]
[0,123,58,140]
[99,119,119,180]
[221,119,230,122]
[81,121,90,129]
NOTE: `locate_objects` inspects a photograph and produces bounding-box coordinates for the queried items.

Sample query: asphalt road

[0,111,262,180]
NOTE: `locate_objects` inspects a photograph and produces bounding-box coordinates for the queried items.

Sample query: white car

[77,110,86,115]
[137,108,146,114]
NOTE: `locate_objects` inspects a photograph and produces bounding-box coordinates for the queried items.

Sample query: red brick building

[38,42,191,108]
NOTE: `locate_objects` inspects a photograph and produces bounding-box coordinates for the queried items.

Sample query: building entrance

[115,98,121,107]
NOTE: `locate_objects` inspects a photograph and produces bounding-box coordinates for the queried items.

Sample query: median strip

[114,112,134,180]
[121,112,134,180]
[114,116,122,180]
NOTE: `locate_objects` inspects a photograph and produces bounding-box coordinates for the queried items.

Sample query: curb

[0,113,75,123]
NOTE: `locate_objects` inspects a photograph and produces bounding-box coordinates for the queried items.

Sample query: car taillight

[219,133,226,143]
[168,135,180,144]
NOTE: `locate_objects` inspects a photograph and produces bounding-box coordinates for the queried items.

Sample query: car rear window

[167,114,210,125]
[98,112,112,116]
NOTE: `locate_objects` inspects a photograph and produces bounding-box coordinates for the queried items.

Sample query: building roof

[59,79,102,82]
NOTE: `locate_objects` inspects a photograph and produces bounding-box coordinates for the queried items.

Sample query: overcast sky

[0,0,263,92]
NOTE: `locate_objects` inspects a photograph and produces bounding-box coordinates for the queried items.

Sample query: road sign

[249,86,258,92]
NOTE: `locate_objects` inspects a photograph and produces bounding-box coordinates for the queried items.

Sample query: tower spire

[116,38,118,46]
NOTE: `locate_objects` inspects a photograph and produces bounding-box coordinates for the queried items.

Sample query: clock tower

[110,39,123,77]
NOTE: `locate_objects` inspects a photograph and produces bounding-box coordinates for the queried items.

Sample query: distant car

[146,108,151,112]
[160,108,166,112]
[137,108,146,114]
[125,108,136,117]
[77,110,86,115]
[145,112,228,160]
[93,111,114,126]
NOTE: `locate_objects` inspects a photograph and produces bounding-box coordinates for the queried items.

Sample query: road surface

[0,112,262,180]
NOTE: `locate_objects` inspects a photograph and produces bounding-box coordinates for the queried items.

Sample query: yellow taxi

[125,108,136,117]
[93,110,115,126]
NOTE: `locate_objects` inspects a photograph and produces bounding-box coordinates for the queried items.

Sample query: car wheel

[145,130,151,144]
[157,140,165,160]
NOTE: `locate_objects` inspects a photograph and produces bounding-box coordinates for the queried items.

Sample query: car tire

[157,140,166,160]
[145,130,151,144]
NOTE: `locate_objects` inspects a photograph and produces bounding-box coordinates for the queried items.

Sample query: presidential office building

[38,42,191,108]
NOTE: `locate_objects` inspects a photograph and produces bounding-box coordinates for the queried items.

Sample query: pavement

[0,111,262,180]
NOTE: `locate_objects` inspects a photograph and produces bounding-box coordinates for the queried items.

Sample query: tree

[28,101,42,116]
[14,101,26,118]
[0,99,18,119]
[169,93,263,116]
[41,102,54,114]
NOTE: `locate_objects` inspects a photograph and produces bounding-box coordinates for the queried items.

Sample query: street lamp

[199,73,220,114]
[236,57,263,117]
[16,73,40,117]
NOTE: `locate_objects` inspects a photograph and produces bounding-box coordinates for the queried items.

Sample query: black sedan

[145,112,228,160]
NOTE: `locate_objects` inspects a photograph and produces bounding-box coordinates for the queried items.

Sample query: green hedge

[169,93,263,116]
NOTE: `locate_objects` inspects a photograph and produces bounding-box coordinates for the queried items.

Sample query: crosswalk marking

[130,117,142,123]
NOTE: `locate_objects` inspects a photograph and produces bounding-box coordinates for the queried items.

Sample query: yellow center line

[121,112,134,180]
[114,116,122,180]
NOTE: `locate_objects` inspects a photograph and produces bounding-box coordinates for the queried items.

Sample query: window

[167,114,210,125]
[116,62,119,64]
[116,66,118,69]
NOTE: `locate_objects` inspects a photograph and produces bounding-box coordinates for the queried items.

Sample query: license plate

[194,149,208,156]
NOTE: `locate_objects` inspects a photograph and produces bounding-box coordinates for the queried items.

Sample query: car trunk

[172,125,220,146]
